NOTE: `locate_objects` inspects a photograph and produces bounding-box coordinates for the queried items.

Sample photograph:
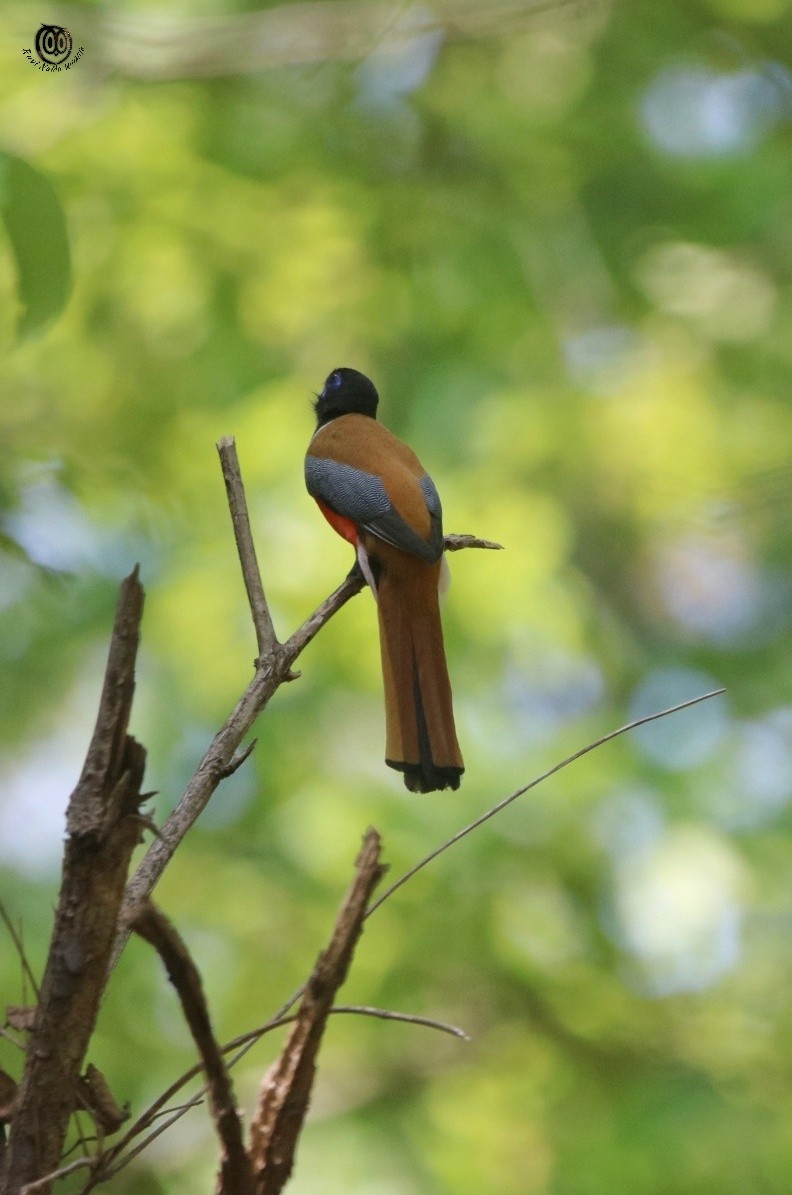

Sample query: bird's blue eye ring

[328,371,342,390]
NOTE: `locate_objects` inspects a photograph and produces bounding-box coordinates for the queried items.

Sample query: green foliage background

[2,0,792,1190]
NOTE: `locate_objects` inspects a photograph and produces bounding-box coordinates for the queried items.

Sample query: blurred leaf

[0,151,71,336]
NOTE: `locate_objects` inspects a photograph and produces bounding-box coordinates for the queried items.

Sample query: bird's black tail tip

[386,759,464,794]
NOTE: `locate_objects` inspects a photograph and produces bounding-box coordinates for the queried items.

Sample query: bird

[305,367,464,793]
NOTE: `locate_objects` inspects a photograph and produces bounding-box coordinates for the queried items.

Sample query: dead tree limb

[249,829,386,1195]
[1,569,147,1195]
[83,833,389,1189]
[127,902,254,1195]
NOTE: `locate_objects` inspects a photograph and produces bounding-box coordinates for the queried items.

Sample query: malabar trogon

[305,367,464,793]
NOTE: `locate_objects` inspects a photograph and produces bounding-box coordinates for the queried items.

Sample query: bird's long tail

[375,555,463,793]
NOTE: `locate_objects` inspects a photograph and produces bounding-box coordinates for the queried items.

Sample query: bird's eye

[328,371,343,390]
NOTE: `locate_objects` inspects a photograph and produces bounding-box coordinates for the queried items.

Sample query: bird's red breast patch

[315,499,359,547]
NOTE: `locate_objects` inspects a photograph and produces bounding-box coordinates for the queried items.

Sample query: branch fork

[113,436,501,955]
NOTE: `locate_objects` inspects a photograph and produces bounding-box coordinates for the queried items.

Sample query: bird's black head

[314,367,379,427]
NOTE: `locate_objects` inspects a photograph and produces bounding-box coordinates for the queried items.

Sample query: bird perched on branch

[305,367,464,793]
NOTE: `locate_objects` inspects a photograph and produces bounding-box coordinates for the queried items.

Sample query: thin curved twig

[88,1004,465,1183]
[0,897,40,1001]
[263,686,728,1026]
[366,687,726,916]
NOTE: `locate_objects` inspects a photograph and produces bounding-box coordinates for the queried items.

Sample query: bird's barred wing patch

[305,456,389,522]
[305,455,443,562]
[420,473,442,520]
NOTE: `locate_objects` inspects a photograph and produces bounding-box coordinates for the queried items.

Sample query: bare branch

[444,533,503,551]
[89,1000,465,1185]
[114,464,363,960]
[19,1157,95,1194]
[249,830,386,1194]
[329,1005,469,1041]
[0,902,39,1004]
[282,572,364,661]
[127,902,253,1195]
[115,663,281,964]
[366,688,727,916]
[217,437,278,660]
[81,1099,199,1190]
[4,569,147,1195]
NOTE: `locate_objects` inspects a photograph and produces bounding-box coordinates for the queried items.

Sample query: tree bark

[2,569,147,1195]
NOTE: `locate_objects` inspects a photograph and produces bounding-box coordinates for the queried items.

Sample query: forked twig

[88,1001,467,1185]
[113,437,500,968]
